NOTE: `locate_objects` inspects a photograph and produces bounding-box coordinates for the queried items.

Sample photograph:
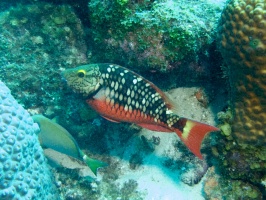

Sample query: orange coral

[218,0,266,145]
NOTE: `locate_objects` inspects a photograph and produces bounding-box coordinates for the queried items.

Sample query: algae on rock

[88,0,222,73]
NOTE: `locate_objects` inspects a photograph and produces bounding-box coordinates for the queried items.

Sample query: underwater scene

[0,0,265,199]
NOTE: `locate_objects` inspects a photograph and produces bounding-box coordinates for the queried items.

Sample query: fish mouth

[66,87,89,100]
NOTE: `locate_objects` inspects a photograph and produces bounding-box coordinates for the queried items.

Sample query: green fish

[32,115,107,175]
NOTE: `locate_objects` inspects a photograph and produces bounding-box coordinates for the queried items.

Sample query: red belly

[87,98,172,132]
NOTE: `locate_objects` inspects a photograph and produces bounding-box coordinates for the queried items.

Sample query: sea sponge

[0,81,59,199]
[218,0,266,145]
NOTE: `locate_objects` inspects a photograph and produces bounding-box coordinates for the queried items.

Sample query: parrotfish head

[62,64,102,97]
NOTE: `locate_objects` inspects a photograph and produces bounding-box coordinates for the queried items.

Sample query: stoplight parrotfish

[32,115,107,175]
[62,64,220,159]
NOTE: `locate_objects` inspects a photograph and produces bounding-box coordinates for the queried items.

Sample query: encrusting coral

[0,80,59,200]
[88,0,222,73]
[0,2,87,112]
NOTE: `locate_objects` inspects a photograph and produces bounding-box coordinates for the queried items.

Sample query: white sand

[103,87,222,200]
[114,131,206,200]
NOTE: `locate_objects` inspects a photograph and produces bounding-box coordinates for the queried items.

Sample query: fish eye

[77,70,86,78]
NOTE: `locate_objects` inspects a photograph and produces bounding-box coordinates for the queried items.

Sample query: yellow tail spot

[182,121,194,140]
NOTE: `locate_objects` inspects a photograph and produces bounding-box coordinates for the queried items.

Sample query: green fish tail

[81,152,108,175]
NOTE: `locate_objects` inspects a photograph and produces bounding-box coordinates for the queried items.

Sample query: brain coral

[0,81,59,199]
[218,0,266,145]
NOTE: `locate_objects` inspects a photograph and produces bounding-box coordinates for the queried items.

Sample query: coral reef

[0,2,87,112]
[88,0,222,73]
[0,0,234,199]
[205,0,266,198]
[53,154,144,200]
[218,0,266,145]
[203,167,263,200]
[0,80,59,199]
[208,130,266,190]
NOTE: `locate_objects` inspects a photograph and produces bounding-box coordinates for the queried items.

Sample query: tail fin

[172,118,220,159]
[80,152,108,175]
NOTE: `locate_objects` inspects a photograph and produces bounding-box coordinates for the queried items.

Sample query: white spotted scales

[62,63,219,159]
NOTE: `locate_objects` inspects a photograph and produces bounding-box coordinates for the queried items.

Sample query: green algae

[220,122,232,137]
[88,0,221,72]
[0,2,87,110]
